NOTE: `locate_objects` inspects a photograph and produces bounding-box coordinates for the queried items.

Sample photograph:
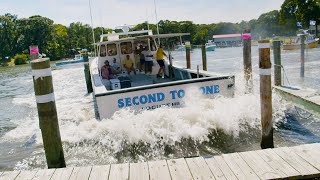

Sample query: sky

[1,0,284,28]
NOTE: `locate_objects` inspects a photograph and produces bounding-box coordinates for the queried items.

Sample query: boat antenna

[89,0,97,56]
[153,0,160,45]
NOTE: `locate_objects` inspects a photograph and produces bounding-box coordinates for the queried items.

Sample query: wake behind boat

[89,27,235,119]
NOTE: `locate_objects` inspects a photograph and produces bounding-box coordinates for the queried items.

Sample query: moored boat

[55,49,87,66]
[205,40,216,51]
[282,33,319,50]
[90,27,235,119]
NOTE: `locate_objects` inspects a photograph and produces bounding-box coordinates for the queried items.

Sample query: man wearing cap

[101,60,114,79]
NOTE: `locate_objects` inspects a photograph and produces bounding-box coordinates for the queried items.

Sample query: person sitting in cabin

[123,55,136,75]
[101,60,114,80]
[111,58,121,74]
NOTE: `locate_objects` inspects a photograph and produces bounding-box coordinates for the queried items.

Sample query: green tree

[280,0,320,36]
[16,15,54,55]
[0,13,18,61]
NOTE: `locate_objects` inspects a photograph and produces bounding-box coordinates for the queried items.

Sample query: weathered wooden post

[185,41,191,69]
[258,40,274,149]
[197,65,200,78]
[83,54,93,93]
[201,44,207,71]
[273,40,282,86]
[300,34,306,78]
[29,45,39,60]
[242,31,253,93]
[31,58,66,168]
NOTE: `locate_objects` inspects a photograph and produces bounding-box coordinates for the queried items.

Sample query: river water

[0,47,319,171]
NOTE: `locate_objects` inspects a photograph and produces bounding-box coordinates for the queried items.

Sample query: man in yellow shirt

[123,55,136,75]
[156,44,168,78]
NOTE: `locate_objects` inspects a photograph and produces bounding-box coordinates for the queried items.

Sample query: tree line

[0,0,319,65]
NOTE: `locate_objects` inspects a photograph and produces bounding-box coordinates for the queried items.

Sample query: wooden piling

[29,45,39,60]
[185,42,191,69]
[273,40,282,86]
[201,44,207,71]
[258,40,274,149]
[83,55,93,93]
[242,31,253,93]
[31,58,66,168]
[197,65,200,78]
[300,34,306,78]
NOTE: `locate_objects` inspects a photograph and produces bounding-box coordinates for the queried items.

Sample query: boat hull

[90,58,235,119]
[283,41,318,50]
[206,46,216,51]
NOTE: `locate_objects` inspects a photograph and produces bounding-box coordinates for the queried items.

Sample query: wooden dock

[1,143,320,180]
[273,86,320,117]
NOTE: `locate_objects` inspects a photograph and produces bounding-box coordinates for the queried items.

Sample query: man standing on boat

[144,46,153,75]
[123,55,136,75]
[156,44,168,78]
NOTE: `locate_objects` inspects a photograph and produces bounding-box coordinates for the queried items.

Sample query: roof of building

[213,34,242,39]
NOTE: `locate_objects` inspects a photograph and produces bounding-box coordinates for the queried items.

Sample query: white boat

[90,27,235,119]
[205,40,216,51]
[55,50,87,66]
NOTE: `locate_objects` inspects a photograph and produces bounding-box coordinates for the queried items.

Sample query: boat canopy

[135,33,190,40]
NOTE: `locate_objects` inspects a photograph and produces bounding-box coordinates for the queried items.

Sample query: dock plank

[89,165,110,180]
[109,163,129,180]
[15,170,38,180]
[148,160,171,180]
[32,169,55,180]
[272,147,319,178]
[129,162,149,180]
[293,145,320,171]
[167,158,193,180]
[50,167,74,180]
[258,148,300,178]
[0,171,21,180]
[205,157,227,180]
[223,153,259,180]
[185,157,214,180]
[69,167,92,180]
[239,150,281,179]
[211,156,237,180]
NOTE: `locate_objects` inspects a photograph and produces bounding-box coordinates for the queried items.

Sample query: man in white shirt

[111,58,121,74]
[143,47,153,74]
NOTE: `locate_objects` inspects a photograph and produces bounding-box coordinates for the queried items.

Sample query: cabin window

[100,44,106,57]
[120,42,133,54]
[107,43,117,56]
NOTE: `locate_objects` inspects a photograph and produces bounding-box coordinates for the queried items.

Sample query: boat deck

[274,86,320,117]
[1,143,320,179]
[102,73,177,90]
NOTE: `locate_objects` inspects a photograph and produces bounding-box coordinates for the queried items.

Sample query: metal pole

[273,40,282,86]
[300,34,306,78]
[258,40,274,149]
[89,0,97,57]
[153,0,160,45]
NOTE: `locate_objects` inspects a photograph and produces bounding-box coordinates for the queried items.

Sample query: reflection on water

[0,47,320,171]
